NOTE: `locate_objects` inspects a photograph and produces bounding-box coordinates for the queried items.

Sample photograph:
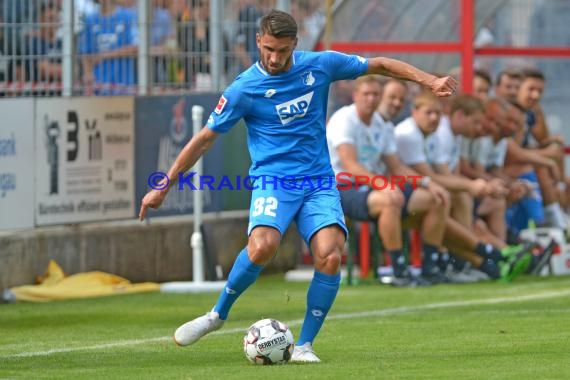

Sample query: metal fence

[1,0,569,101]
[0,0,325,96]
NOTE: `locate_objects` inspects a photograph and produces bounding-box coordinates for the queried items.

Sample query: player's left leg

[477,196,507,242]
[536,166,567,229]
[291,186,347,363]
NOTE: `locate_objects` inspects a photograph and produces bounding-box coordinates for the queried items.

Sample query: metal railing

[0,0,326,97]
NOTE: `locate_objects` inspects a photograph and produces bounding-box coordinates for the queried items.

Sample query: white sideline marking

[5,289,570,359]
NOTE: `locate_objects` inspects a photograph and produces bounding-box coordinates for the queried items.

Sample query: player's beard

[263,55,293,75]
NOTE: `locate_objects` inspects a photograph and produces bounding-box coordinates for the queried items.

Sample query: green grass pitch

[2,274,570,379]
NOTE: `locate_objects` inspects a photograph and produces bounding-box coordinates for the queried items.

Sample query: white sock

[545,203,567,229]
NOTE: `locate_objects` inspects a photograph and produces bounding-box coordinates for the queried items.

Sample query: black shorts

[339,184,415,221]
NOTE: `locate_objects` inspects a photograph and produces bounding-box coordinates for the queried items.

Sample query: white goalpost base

[160,281,226,294]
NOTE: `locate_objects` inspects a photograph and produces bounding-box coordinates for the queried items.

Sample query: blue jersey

[78,7,138,92]
[207,50,368,178]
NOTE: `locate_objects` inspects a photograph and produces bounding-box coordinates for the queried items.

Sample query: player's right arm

[139,127,219,221]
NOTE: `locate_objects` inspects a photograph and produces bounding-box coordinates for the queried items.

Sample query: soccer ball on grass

[243,318,295,365]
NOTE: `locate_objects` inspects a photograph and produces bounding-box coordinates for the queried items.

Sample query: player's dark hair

[259,9,298,38]
[495,69,523,86]
[474,69,492,86]
[449,94,484,116]
[521,68,545,82]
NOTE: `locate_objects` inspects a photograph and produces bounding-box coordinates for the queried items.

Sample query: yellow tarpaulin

[6,260,160,302]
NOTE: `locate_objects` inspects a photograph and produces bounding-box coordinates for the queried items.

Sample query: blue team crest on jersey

[276,92,314,125]
[301,71,315,86]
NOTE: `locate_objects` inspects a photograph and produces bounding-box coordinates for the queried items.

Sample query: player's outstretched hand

[139,189,168,221]
[428,75,458,97]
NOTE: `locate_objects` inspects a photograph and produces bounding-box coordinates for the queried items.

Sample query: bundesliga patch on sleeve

[214,95,227,115]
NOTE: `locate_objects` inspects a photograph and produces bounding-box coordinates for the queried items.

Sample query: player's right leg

[173,227,280,346]
[174,178,302,346]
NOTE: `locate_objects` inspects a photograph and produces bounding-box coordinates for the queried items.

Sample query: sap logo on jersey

[276,91,313,125]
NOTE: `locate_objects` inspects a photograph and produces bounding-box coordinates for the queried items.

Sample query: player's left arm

[531,105,549,143]
[533,105,565,148]
[366,57,457,97]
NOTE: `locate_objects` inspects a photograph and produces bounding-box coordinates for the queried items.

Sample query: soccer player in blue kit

[139,10,457,362]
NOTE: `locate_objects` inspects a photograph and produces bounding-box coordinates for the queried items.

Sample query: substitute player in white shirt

[460,99,532,213]
[327,75,450,286]
[395,92,532,281]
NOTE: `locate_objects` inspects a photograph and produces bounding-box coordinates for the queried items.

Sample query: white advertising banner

[0,99,35,230]
[35,97,135,225]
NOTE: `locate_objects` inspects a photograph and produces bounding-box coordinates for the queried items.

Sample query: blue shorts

[247,176,348,244]
[506,171,545,234]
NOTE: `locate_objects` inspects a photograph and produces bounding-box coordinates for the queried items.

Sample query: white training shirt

[394,116,435,166]
[327,104,397,176]
[473,136,508,169]
[395,116,462,171]
[431,115,462,172]
[460,136,476,162]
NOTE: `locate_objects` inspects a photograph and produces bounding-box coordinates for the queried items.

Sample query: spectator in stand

[169,0,191,85]
[327,75,451,286]
[233,0,263,72]
[78,0,138,95]
[1,0,36,93]
[121,0,176,85]
[1,1,36,59]
[120,0,173,47]
[54,0,99,37]
[150,0,176,84]
[21,0,63,96]
[175,0,230,90]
